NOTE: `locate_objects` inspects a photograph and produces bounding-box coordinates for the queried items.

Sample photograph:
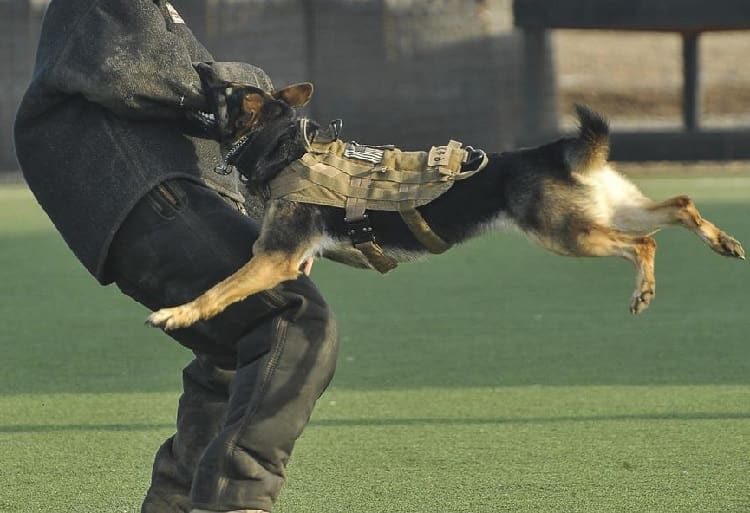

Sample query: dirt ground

[554,30,750,127]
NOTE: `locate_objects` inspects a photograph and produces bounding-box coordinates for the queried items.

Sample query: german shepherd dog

[146,65,745,330]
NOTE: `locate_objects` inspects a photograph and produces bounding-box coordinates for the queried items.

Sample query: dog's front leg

[147,199,324,331]
[146,250,305,330]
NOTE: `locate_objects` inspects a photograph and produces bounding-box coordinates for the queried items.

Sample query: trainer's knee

[277,275,339,385]
[315,303,339,387]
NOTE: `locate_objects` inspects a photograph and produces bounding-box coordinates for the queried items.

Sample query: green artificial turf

[0,175,748,513]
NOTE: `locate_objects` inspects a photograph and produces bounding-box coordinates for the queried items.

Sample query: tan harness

[268,119,489,272]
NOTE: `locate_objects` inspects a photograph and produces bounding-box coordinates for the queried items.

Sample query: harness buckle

[214,160,232,175]
[344,213,376,246]
[330,119,343,139]
[462,147,487,172]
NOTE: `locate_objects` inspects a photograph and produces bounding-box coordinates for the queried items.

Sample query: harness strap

[355,241,398,274]
[394,182,451,254]
[428,139,465,175]
[345,176,397,273]
[399,207,451,254]
[344,176,370,222]
[310,145,474,183]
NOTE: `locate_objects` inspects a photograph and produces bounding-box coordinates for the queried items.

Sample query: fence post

[682,31,702,131]
[521,27,557,145]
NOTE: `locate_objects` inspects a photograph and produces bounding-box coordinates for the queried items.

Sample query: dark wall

[2,0,556,172]
[175,0,546,151]
[1,1,44,170]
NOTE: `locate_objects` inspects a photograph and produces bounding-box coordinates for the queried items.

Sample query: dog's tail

[567,104,610,173]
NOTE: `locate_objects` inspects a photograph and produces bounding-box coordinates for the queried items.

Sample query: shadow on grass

[309,411,750,427]
[0,423,175,434]
[3,411,749,434]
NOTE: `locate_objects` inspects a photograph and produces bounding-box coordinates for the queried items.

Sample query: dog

[146,64,745,330]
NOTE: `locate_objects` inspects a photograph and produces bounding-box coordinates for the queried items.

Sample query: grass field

[1,174,748,513]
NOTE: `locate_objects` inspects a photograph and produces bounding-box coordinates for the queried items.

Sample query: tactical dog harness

[267,119,489,272]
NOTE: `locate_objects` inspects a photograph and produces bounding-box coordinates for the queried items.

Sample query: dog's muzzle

[214,118,299,181]
[214,132,251,175]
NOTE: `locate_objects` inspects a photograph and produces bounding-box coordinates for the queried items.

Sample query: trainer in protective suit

[14,1,338,512]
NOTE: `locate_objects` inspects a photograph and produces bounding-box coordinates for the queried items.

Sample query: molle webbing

[269,137,488,271]
[270,140,481,210]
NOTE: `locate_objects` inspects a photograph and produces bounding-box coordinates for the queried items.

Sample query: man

[13,1,338,512]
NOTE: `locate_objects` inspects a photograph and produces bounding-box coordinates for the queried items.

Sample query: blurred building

[1,1,45,171]
[0,0,557,172]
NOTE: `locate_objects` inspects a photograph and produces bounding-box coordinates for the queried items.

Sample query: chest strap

[345,189,449,273]
[344,213,398,273]
[399,208,451,254]
[345,178,398,273]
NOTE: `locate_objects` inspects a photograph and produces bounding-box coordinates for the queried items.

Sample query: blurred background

[2,0,750,173]
[2,3,749,511]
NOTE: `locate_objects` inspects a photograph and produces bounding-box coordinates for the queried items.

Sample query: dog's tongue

[300,258,314,276]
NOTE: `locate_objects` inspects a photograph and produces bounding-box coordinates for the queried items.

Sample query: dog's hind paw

[715,233,745,260]
[629,286,655,315]
[146,305,200,330]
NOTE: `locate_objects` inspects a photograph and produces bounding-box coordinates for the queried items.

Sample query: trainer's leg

[106,179,338,512]
[142,356,234,513]
[189,275,338,512]
[107,179,260,513]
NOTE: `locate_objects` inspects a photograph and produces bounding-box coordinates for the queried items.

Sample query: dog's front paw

[146,305,201,330]
[629,286,655,315]
[715,233,745,260]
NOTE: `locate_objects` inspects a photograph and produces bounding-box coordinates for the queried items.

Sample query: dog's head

[194,62,313,182]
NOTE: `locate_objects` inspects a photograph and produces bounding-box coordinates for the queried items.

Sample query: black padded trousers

[105,179,339,513]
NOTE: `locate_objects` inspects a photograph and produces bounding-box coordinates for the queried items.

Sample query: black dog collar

[215,117,323,180]
[214,132,252,175]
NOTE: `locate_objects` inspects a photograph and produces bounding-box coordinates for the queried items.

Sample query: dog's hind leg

[642,196,745,259]
[147,200,323,330]
[544,225,657,314]
[583,227,656,314]
[612,195,744,258]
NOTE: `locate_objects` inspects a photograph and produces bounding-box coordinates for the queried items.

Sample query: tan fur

[570,224,657,314]
[572,166,744,258]
[147,202,321,330]
[241,93,263,122]
[527,163,744,313]
[146,250,302,330]
[236,83,313,138]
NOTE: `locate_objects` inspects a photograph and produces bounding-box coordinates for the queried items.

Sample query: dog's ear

[240,91,267,128]
[273,83,314,108]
